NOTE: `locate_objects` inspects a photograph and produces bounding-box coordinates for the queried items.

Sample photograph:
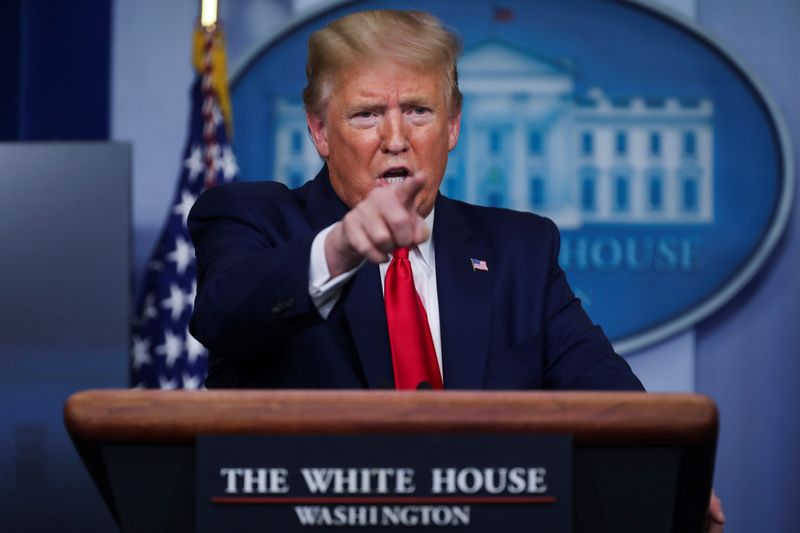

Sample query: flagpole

[199,0,220,187]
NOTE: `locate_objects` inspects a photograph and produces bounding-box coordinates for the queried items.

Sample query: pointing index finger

[393,174,426,211]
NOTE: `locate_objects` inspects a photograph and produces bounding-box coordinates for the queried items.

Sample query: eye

[348,110,379,128]
[411,106,431,115]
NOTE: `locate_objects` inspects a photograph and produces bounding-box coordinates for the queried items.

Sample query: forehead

[330,60,447,106]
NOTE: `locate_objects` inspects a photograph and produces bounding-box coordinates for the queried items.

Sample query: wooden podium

[64,390,717,532]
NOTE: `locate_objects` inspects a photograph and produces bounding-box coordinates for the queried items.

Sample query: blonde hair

[303,10,463,116]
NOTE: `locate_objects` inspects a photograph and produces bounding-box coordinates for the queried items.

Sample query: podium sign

[196,434,572,532]
[65,390,718,532]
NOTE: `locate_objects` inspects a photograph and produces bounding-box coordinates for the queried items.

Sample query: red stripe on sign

[211,496,557,505]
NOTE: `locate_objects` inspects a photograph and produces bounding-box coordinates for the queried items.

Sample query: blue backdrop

[0,1,797,532]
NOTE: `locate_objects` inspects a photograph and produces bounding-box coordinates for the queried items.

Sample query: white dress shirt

[308,210,443,378]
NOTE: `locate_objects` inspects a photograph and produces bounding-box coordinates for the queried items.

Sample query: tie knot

[394,247,410,259]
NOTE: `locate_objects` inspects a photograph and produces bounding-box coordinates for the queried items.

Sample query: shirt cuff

[308,222,363,318]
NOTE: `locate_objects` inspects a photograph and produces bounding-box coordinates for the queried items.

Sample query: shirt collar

[415,207,435,270]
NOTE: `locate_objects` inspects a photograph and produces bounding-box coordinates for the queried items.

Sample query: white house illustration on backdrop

[272,40,714,228]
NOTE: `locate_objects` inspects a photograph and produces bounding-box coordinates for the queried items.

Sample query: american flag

[130,25,238,389]
[471,258,489,272]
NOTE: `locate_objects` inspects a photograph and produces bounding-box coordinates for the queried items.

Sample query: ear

[306,112,329,158]
[447,110,462,151]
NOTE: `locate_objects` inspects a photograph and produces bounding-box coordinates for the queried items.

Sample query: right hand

[325,175,431,277]
[705,490,725,532]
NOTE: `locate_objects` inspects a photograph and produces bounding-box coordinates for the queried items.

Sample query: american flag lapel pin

[470,258,489,272]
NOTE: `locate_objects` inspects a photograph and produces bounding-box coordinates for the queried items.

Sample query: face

[306,59,461,217]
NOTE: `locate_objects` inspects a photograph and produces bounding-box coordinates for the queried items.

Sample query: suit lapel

[434,196,493,389]
[341,264,394,388]
[303,166,394,389]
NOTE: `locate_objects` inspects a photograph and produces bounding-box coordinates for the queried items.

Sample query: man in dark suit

[188,9,642,392]
[188,11,731,527]
[190,163,640,390]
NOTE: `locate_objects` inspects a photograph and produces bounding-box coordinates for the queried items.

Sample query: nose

[380,110,410,154]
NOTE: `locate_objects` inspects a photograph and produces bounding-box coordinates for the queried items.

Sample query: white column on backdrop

[622,0,696,392]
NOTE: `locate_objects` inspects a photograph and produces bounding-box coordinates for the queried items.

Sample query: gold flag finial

[200,0,218,28]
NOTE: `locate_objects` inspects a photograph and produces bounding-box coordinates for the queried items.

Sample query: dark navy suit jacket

[189,167,643,391]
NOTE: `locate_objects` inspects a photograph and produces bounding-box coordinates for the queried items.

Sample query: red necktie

[384,247,443,390]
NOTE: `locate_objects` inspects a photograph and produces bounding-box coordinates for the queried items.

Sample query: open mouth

[378,167,411,185]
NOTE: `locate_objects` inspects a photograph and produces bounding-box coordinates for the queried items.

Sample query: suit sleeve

[188,183,323,360]
[540,219,645,391]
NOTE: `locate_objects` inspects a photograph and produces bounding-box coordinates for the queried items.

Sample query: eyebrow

[343,95,437,115]
[401,96,436,109]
